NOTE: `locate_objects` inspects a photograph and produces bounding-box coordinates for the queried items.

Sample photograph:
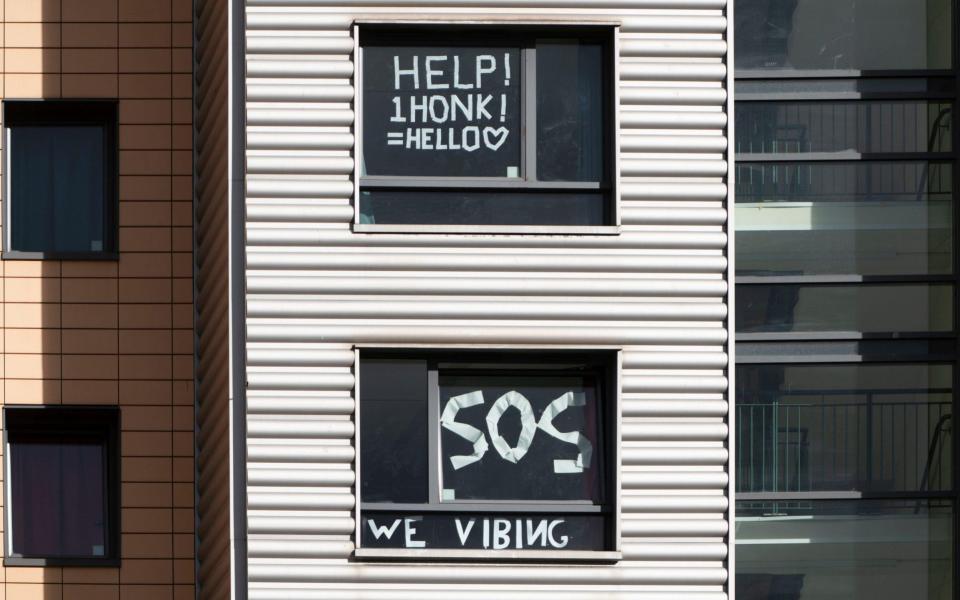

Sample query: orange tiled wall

[0,1,195,599]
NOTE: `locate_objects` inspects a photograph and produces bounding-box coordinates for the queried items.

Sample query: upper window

[4,407,119,566]
[358,27,614,228]
[358,351,615,555]
[735,0,952,73]
[3,101,118,258]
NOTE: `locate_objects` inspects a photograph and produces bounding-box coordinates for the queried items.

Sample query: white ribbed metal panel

[242,0,729,598]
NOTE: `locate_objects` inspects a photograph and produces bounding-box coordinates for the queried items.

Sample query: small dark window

[3,101,118,258]
[4,407,119,566]
[359,27,614,228]
[359,351,615,554]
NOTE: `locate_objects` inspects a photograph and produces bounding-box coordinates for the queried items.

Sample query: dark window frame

[357,349,619,556]
[356,25,617,230]
[2,99,119,260]
[2,406,120,567]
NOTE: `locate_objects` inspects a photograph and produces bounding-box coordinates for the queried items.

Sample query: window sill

[2,250,119,261]
[4,556,120,567]
[354,548,621,563]
[353,224,621,236]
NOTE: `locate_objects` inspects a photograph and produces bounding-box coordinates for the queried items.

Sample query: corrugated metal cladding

[242,0,730,598]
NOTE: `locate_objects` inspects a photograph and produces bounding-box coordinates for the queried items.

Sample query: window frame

[2,406,120,567]
[352,23,620,234]
[2,99,119,261]
[354,349,621,561]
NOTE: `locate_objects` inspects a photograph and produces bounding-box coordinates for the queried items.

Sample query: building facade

[0,2,196,600]
[194,0,733,599]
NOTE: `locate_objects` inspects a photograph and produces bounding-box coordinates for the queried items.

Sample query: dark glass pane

[10,125,106,253]
[735,102,952,154]
[359,359,429,503]
[736,162,953,276]
[360,190,605,225]
[736,284,953,334]
[362,46,522,178]
[439,373,603,502]
[10,438,106,558]
[736,500,953,600]
[536,40,604,182]
[734,0,952,71]
[736,364,952,493]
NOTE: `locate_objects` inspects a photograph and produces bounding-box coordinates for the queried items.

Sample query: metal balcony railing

[737,390,952,495]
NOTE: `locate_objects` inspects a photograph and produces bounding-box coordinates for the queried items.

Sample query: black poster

[439,374,603,503]
[362,46,522,178]
[361,511,608,551]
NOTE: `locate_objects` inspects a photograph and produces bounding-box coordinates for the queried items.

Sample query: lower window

[4,407,119,565]
[358,351,615,553]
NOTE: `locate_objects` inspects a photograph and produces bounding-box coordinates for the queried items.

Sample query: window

[734,2,959,598]
[358,27,614,228]
[735,0,952,73]
[3,101,118,258]
[4,407,119,566]
[358,351,616,555]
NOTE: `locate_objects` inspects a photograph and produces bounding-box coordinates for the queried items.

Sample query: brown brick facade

[0,0,195,599]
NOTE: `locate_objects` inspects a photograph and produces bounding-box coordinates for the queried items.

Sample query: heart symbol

[483,127,509,151]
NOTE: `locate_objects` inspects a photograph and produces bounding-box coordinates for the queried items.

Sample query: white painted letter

[404,518,426,548]
[486,391,537,464]
[409,96,428,123]
[455,518,476,546]
[425,56,449,89]
[394,55,419,89]
[538,391,594,474]
[453,55,474,90]
[441,391,489,470]
[390,96,406,123]
[367,519,402,541]
[475,55,496,88]
[493,519,511,550]
[548,520,569,549]
[429,96,450,124]
[527,519,548,547]
[462,126,480,152]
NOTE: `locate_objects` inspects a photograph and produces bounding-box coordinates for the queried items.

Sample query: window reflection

[736,500,953,600]
[737,364,952,493]
[736,102,952,155]
[735,0,952,71]
[736,284,954,334]
[736,162,953,276]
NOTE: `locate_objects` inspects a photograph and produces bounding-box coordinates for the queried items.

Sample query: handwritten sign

[363,46,522,177]
[361,512,607,551]
[439,381,603,503]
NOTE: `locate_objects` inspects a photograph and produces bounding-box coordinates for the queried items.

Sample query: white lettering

[476,55,496,88]
[394,55,419,90]
[453,55,474,90]
[455,518,476,546]
[367,519,402,541]
[409,96,428,123]
[476,94,493,120]
[527,519,549,547]
[404,518,426,548]
[425,56,449,89]
[486,391,537,464]
[390,96,405,122]
[462,126,480,152]
[451,94,473,121]
[493,519,511,550]
[548,520,569,549]
[429,96,450,123]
